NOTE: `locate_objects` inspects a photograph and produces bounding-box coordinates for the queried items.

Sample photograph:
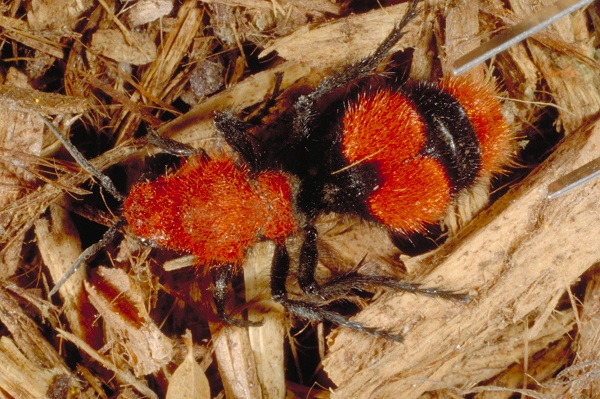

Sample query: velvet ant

[47,0,512,342]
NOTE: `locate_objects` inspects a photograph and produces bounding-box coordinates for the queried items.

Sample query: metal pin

[452,0,594,75]
[547,157,600,199]
[448,0,599,198]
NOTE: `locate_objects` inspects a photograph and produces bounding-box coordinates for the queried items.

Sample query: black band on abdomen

[404,82,482,193]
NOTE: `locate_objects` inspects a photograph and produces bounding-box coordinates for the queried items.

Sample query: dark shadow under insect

[45,0,478,342]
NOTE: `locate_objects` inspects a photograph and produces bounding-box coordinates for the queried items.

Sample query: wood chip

[211,324,263,399]
[245,242,286,399]
[91,29,157,65]
[260,2,421,69]
[86,266,174,377]
[323,116,600,399]
[0,84,89,114]
[27,0,93,30]
[34,204,90,340]
[126,0,174,27]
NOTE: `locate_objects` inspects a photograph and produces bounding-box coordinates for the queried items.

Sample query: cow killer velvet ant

[46,0,512,342]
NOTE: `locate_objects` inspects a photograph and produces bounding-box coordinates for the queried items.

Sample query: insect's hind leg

[274,224,468,341]
[270,241,404,342]
[296,226,469,303]
[317,273,470,303]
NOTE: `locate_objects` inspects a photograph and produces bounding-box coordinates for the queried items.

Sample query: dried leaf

[166,331,211,399]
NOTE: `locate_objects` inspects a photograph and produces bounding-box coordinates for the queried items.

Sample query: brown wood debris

[0,0,599,398]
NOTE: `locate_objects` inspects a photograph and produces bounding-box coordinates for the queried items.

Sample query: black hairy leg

[48,220,125,298]
[268,225,468,341]
[270,243,405,342]
[296,226,469,303]
[289,0,420,147]
[213,264,264,327]
[245,71,285,126]
[213,111,266,170]
[147,128,205,158]
[320,274,470,303]
[213,72,285,170]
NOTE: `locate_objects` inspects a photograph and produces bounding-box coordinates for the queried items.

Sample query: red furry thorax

[122,154,298,266]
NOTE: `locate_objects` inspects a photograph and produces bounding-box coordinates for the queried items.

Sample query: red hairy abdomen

[342,90,451,234]
[341,76,512,235]
[122,154,297,266]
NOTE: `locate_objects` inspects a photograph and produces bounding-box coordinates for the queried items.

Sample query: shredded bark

[0,0,599,398]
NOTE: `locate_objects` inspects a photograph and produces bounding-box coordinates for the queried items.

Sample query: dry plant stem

[323,115,600,398]
[56,328,158,399]
[245,242,286,399]
[210,324,263,399]
[34,205,88,337]
[0,137,145,259]
[113,0,204,144]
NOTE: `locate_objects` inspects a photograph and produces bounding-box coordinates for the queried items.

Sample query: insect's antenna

[40,114,127,298]
[48,220,124,298]
[39,113,125,202]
